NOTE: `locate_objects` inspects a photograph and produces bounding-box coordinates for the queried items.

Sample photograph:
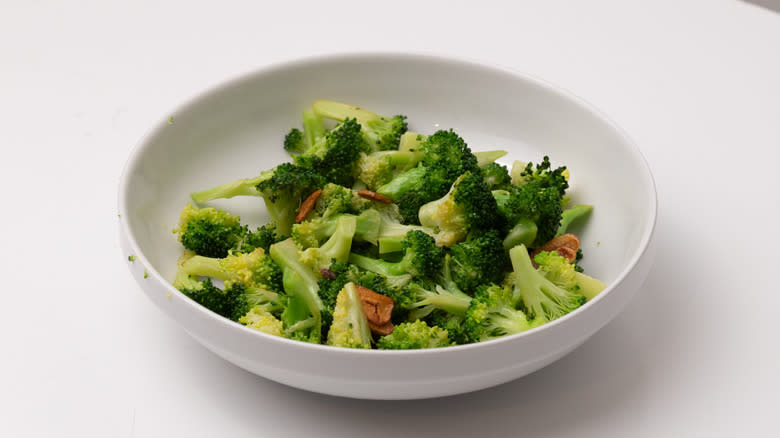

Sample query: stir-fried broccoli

[418,171,503,247]
[376,320,453,349]
[170,100,605,349]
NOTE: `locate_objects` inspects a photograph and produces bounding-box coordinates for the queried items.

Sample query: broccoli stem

[179,255,232,282]
[474,150,508,167]
[317,215,356,263]
[312,100,376,124]
[556,204,593,236]
[375,166,427,199]
[372,150,424,171]
[348,253,411,277]
[302,108,325,150]
[503,218,538,250]
[269,239,324,311]
[190,172,272,204]
[398,132,425,152]
[378,236,404,254]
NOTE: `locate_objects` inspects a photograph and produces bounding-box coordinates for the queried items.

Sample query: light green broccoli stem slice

[348,253,411,277]
[312,100,378,124]
[398,132,426,152]
[270,239,324,312]
[302,108,325,150]
[503,218,538,250]
[408,283,472,321]
[326,282,372,349]
[378,236,404,254]
[556,204,593,236]
[573,272,606,300]
[474,150,508,167]
[190,170,273,204]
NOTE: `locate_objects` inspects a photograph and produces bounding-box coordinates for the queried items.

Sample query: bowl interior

[122,53,655,309]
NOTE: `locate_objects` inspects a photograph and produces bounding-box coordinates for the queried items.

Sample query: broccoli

[557,204,593,237]
[354,150,424,190]
[475,150,508,167]
[375,130,480,207]
[284,108,326,155]
[398,131,425,152]
[300,215,357,272]
[178,278,250,322]
[517,156,569,195]
[426,310,469,345]
[494,178,565,249]
[237,222,285,253]
[418,171,504,247]
[402,254,472,320]
[449,229,509,294]
[464,284,536,342]
[349,230,443,279]
[507,245,586,323]
[481,162,512,191]
[313,100,408,151]
[292,209,381,248]
[293,117,365,187]
[239,305,284,337]
[173,204,245,258]
[376,320,453,349]
[189,168,276,204]
[178,247,283,294]
[326,282,373,349]
[270,239,326,343]
[533,250,606,300]
[374,207,433,254]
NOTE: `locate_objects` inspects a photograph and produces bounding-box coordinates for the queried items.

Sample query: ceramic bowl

[119,53,657,399]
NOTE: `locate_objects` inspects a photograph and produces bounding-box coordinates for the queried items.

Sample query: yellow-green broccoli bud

[326,282,372,349]
[239,305,284,337]
[377,320,453,349]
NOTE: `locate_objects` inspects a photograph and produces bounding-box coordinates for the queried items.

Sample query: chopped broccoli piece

[238,222,285,253]
[178,247,282,293]
[464,284,536,342]
[326,282,373,349]
[349,230,443,279]
[508,245,586,323]
[494,173,565,248]
[178,278,250,322]
[534,250,606,300]
[354,150,424,190]
[240,305,284,337]
[313,100,408,151]
[481,162,512,191]
[292,209,381,248]
[174,204,245,258]
[474,150,508,167]
[557,204,593,236]
[283,128,304,154]
[189,169,275,204]
[300,215,357,272]
[418,171,503,247]
[376,320,453,349]
[449,229,509,294]
[293,118,366,187]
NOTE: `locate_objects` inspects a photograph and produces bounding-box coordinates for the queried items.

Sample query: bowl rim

[118,51,658,357]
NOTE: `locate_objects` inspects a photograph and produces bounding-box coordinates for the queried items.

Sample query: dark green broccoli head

[180,278,249,322]
[519,156,569,196]
[426,310,469,345]
[175,204,245,258]
[482,162,512,191]
[255,163,326,235]
[395,191,429,225]
[451,171,504,232]
[497,181,564,247]
[419,129,480,195]
[283,128,304,154]
[449,229,509,294]
[238,223,285,253]
[400,230,445,279]
[293,118,365,186]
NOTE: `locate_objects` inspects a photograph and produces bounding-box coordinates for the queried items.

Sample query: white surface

[1,0,778,435]
[118,53,656,399]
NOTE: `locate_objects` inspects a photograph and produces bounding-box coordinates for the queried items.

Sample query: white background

[2,0,779,436]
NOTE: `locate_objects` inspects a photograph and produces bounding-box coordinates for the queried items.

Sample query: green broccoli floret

[239,305,284,337]
[349,230,443,279]
[283,128,304,154]
[173,204,245,258]
[449,229,509,294]
[284,108,327,155]
[237,222,285,253]
[309,183,371,219]
[178,278,250,322]
[517,156,569,195]
[178,247,283,293]
[354,150,424,190]
[376,320,453,349]
[293,118,365,187]
[426,310,469,345]
[533,250,606,300]
[376,130,480,207]
[271,239,325,343]
[292,209,381,248]
[464,284,536,342]
[326,282,373,349]
[418,171,504,247]
[374,207,432,254]
[313,100,408,151]
[300,215,357,272]
[494,181,564,249]
[405,281,472,322]
[481,162,512,191]
[507,245,586,323]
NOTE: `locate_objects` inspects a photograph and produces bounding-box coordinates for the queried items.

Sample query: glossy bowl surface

[119,53,657,399]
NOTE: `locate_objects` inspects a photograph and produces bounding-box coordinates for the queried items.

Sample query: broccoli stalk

[325,282,373,349]
[508,245,586,323]
[403,254,472,320]
[283,108,327,155]
[533,250,606,300]
[292,210,381,248]
[300,215,357,272]
[348,230,443,279]
[376,320,453,349]
[475,150,508,167]
[418,171,503,247]
[312,100,408,151]
[178,247,282,294]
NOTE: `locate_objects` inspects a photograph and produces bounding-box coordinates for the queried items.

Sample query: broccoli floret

[178,247,283,293]
[173,204,245,258]
[239,305,284,337]
[300,215,357,272]
[313,100,408,151]
[481,162,512,191]
[283,128,304,153]
[405,281,472,322]
[533,250,606,301]
[507,245,586,323]
[464,284,536,342]
[557,204,593,237]
[494,180,564,249]
[376,130,480,205]
[293,118,365,187]
[449,229,509,294]
[284,108,327,155]
[376,320,453,349]
[418,171,503,247]
[178,278,250,321]
[349,230,443,279]
[374,208,432,254]
[353,150,424,190]
[237,222,285,253]
[518,156,569,195]
[426,310,469,345]
[292,209,381,248]
[326,282,373,349]
[271,239,326,343]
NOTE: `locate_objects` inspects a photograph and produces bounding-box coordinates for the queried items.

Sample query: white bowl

[119,53,657,400]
